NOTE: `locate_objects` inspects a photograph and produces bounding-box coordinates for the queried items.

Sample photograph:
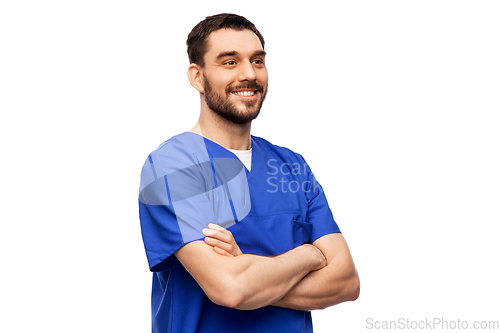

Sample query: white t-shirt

[227,148,252,171]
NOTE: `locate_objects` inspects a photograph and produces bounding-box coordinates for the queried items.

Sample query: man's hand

[202,223,243,257]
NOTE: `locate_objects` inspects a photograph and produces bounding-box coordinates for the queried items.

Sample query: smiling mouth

[231,90,256,97]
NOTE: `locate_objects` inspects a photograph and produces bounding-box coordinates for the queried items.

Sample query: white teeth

[233,91,255,97]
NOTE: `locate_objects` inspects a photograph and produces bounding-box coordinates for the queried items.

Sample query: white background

[1,1,499,332]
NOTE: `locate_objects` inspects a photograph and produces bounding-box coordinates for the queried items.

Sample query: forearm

[273,255,359,311]
[273,253,360,311]
[175,241,325,310]
[230,244,324,310]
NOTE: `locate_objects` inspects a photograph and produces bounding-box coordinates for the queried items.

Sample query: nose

[238,61,257,81]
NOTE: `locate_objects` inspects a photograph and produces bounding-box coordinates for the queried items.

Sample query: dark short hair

[187,13,265,67]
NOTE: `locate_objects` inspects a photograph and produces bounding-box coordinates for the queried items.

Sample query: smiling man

[139,13,359,333]
[200,32,267,125]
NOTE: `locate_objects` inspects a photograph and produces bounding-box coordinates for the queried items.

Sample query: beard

[203,75,267,125]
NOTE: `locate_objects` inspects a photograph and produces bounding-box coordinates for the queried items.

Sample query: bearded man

[139,13,359,333]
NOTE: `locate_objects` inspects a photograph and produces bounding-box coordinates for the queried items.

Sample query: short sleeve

[139,136,217,272]
[298,154,341,243]
[138,133,250,272]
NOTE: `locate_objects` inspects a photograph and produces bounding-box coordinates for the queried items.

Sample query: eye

[224,60,237,66]
[252,59,265,66]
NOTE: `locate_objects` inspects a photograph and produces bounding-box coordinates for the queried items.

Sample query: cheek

[205,71,234,89]
[258,69,269,85]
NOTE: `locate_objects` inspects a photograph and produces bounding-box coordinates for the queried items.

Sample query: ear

[187,63,204,93]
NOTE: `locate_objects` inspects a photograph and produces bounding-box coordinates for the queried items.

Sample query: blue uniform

[139,132,340,333]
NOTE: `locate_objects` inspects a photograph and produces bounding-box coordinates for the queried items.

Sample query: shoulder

[252,135,307,164]
[140,132,213,205]
[143,132,211,173]
[139,132,213,192]
[151,132,203,159]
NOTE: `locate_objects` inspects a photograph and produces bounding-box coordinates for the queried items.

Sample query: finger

[202,228,217,236]
[208,223,233,236]
[213,246,234,257]
[207,223,226,231]
[202,228,233,244]
[204,236,234,253]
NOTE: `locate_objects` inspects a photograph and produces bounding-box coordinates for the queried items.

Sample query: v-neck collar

[185,131,261,175]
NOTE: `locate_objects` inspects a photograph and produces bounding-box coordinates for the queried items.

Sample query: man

[139,13,359,333]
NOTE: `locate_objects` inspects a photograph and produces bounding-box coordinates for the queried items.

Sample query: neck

[190,105,252,151]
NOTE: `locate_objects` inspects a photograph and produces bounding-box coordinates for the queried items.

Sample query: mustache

[226,82,265,94]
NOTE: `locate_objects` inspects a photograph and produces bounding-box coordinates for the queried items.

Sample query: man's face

[201,29,268,125]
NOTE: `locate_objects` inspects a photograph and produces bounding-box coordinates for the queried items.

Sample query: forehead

[205,29,264,59]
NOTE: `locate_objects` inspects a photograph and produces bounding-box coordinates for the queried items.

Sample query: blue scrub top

[139,132,340,333]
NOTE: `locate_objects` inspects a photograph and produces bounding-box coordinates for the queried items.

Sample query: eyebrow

[216,50,267,59]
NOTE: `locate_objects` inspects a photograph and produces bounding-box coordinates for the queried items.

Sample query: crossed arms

[174,223,360,311]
